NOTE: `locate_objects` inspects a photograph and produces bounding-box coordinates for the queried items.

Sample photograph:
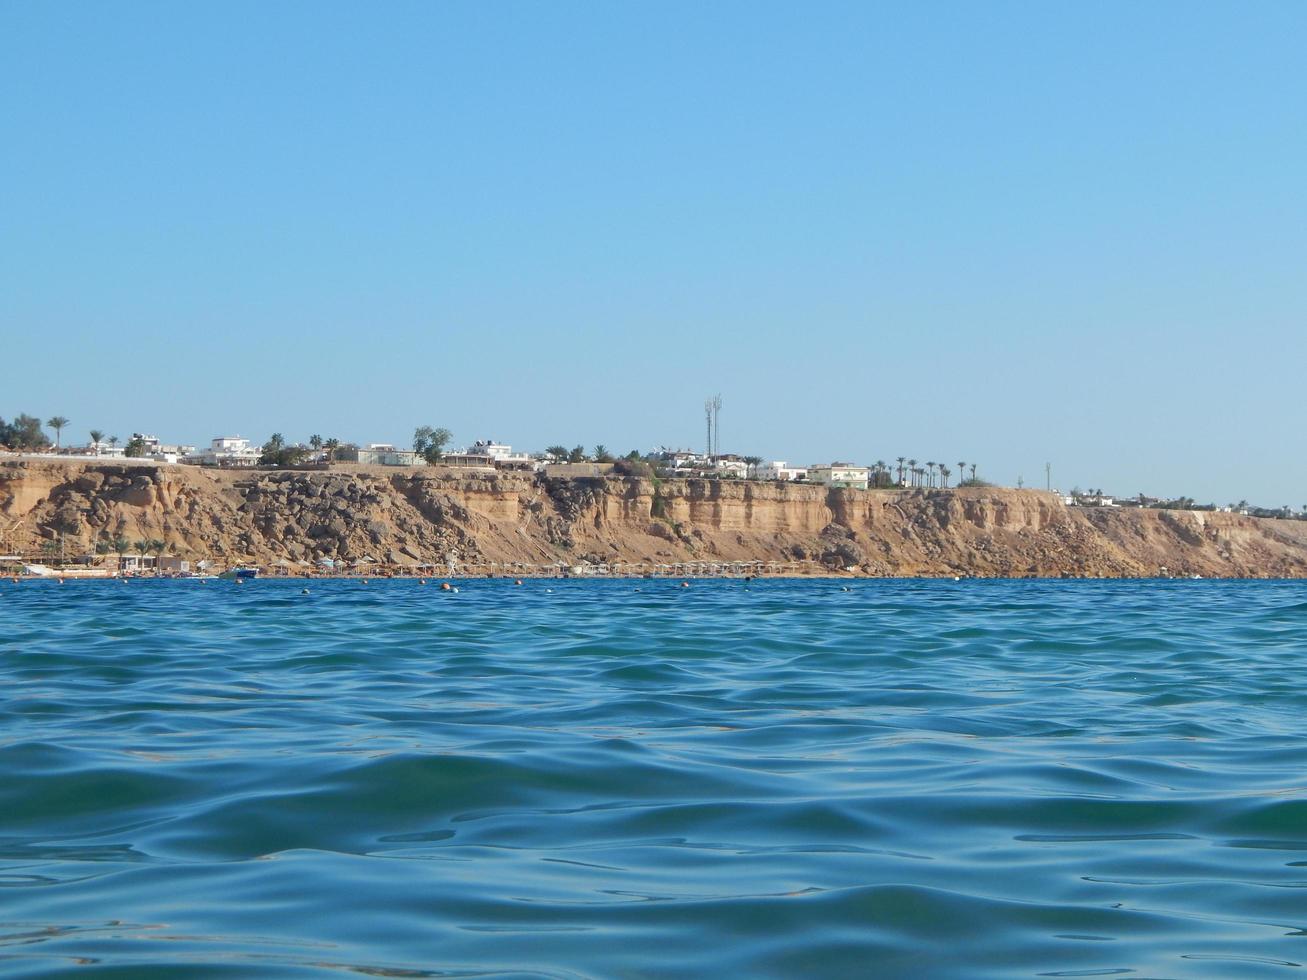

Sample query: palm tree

[593,444,613,462]
[309,434,323,451]
[150,539,167,575]
[940,465,950,488]
[89,429,104,455]
[107,533,128,572]
[957,461,966,485]
[874,460,887,488]
[969,463,977,481]
[907,459,918,487]
[896,457,906,485]
[926,461,936,488]
[47,416,70,450]
[323,437,339,462]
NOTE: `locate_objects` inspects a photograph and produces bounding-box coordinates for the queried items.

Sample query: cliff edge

[4,459,1307,577]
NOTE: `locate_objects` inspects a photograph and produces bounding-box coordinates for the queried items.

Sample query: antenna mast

[711,394,722,459]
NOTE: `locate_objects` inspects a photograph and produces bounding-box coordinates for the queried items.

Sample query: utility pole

[704,398,714,459]
[1045,462,1052,491]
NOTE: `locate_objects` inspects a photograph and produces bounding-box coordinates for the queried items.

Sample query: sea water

[1,578,1306,978]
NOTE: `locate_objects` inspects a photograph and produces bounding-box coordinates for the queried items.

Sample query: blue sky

[3,1,1304,504]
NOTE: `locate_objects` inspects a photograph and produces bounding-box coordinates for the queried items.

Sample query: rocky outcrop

[4,459,1307,577]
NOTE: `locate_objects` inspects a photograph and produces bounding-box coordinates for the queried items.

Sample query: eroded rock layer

[4,460,1307,577]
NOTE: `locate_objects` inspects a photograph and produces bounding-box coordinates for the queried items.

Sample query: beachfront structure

[183,436,262,467]
[128,433,197,465]
[752,460,808,481]
[467,440,536,469]
[83,439,125,458]
[442,452,496,468]
[652,450,710,475]
[1067,492,1117,507]
[711,455,750,479]
[808,464,870,490]
[337,444,422,466]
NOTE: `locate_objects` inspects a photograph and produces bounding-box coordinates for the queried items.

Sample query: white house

[469,440,536,468]
[712,455,750,479]
[183,436,262,467]
[752,460,808,481]
[807,463,870,490]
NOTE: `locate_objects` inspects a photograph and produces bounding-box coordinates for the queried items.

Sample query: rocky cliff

[4,459,1307,577]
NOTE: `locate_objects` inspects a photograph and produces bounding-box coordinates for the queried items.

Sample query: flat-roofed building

[808,463,870,490]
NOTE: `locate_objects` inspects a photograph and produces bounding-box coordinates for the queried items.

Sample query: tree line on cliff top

[0,414,76,451]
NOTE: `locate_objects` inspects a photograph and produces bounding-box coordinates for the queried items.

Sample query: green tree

[323,437,340,461]
[568,445,587,463]
[89,429,105,454]
[46,416,69,450]
[413,426,452,464]
[545,445,569,462]
[260,433,309,466]
[625,449,642,460]
[309,434,323,451]
[124,435,148,457]
[109,435,120,452]
[593,444,613,463]
[0,414,50,450]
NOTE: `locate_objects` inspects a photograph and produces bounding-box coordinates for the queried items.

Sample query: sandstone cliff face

[4,460,1307,577]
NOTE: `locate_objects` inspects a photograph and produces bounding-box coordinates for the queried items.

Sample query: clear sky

[3,2,1304,505]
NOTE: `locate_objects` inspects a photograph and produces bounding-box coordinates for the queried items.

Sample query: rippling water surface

[3,578,1307,978]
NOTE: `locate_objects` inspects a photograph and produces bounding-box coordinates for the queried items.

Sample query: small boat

[220,566,259,581]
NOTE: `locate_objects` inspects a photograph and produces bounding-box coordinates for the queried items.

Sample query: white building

[808,463,870,490]
[183,436,262,467]
[468,440,536,468]
[712,455,750,479]
[125,433,196,465]
[752,460,808,481]
[338,444,423,466]
[1067,492,1117,507]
